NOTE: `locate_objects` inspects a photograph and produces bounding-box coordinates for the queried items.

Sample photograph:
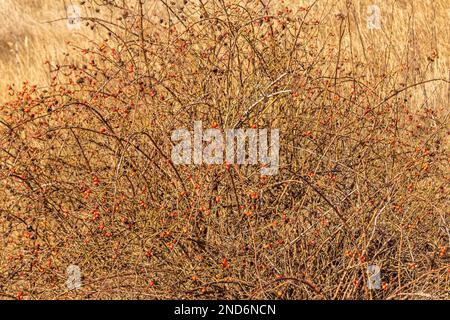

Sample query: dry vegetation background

[0,0,449,300]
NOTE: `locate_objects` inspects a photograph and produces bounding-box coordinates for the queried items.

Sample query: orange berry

[221,258,230,269]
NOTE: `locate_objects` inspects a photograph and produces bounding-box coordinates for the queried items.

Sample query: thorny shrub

[0,0,448,299]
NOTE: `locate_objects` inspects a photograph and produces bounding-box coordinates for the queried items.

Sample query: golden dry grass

[0,0,98,102]
[1,1,448,104]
